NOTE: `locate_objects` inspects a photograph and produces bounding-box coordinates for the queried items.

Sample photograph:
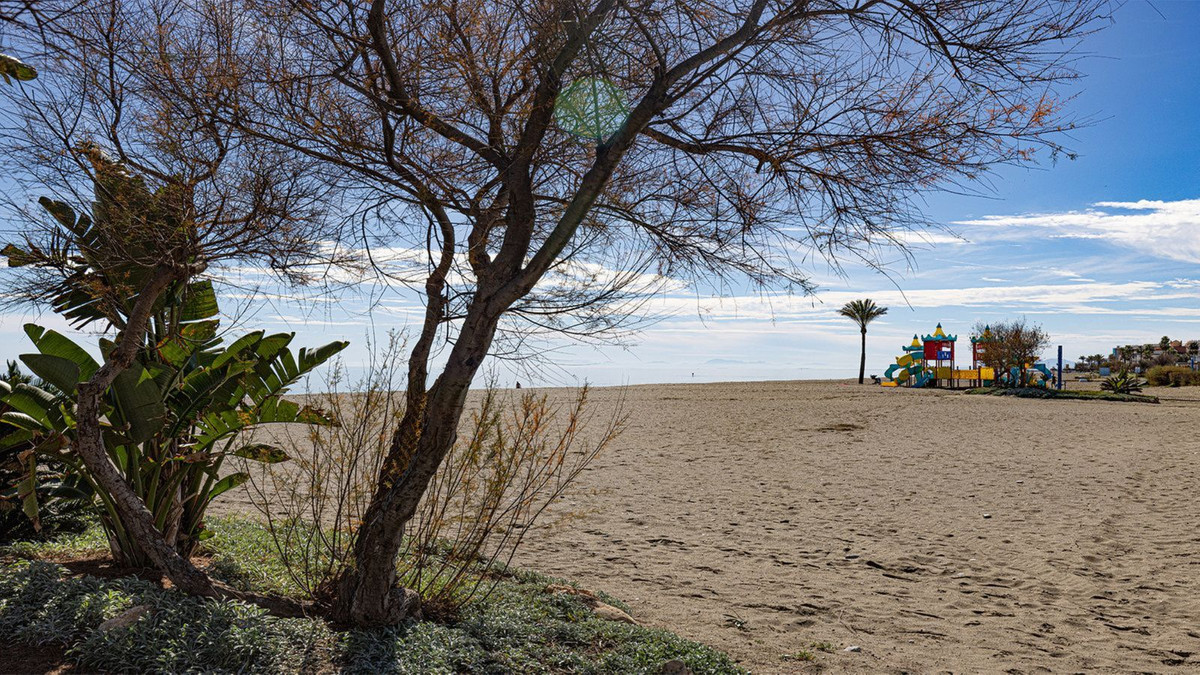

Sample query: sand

[506,380,1200,673]
[215,378,1200,672]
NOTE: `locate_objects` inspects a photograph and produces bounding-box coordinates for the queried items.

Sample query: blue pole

[1057,345,1063,390]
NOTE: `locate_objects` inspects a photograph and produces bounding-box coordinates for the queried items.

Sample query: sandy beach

[211,377,1200,672]
[501,380,1200,673]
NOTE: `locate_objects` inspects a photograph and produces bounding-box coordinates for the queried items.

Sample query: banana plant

[1,321,346,565]
[0,151,347,565]
[0,363,93,541]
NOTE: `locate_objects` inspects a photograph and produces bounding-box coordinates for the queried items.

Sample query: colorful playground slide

[996,363,1054,387]
[1033,363,1054,384]
[882,354,934,387]
[880,323,1056,389]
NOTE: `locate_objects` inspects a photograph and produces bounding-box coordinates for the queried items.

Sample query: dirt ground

[504,380,1200,673]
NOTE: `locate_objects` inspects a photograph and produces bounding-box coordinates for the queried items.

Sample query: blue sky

[520,1,1200,384]
[4,1,1200,386]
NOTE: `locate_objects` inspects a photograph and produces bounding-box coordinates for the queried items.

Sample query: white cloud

[885,230,968,247]
[639,278,1190,324]
[954,198,1200,263]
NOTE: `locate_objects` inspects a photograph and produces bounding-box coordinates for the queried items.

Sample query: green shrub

[0,362,93,543]
[1145,365,1200,387]
[1101,369,1146,394]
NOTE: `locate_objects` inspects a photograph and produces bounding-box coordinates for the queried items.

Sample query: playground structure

[880,323,1054,388]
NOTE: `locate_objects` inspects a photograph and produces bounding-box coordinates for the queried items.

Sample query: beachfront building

[1108,338,1199,370]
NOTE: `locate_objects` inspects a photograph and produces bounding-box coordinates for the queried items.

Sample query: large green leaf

[38,198,77,230]
[48,484,93,501]
[16,450,40,532]
[300,341,350,372]
[0,53,36,83]
[191,409,251,452]
[191,397,332,452]
[209,471,249,499]
[258,397,336,426]
[0,427,34,451]
[211,331,263,369]
[157,319,220,367]
[1,243,40,267]
[4,384,56,427]
[146,362,176,399]
[179,280,219,322]
[255,333,293,360]
[165,362,250,437]
[24,324,100,379]
[0,411,45,431]
[110,365,166,444]
[241,340,348,406]
[20,353,82,394]
[53,286,112,328]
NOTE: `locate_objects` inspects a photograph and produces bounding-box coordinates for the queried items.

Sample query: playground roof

[922,323,957,342]
[970,325,995,344]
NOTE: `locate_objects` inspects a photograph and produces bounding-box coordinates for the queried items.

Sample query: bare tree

[974,318,1051,386]
[226,0,1106,625]
[8,0,1108,625]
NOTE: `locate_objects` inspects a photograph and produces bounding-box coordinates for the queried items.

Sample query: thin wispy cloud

[954,198,1200,264]
[1,195,1197,386]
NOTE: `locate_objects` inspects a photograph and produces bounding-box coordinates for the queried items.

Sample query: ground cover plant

[0,517,742,674]
[965,387,1160,404]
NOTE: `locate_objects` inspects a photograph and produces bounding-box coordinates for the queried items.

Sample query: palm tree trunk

[858,328,867,384]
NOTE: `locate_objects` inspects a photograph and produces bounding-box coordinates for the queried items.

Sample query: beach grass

[1,518,743,674]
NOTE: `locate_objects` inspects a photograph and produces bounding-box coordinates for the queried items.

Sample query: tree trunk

[331,304,502,625]
[858,328,867,384]
[72,267,218,597]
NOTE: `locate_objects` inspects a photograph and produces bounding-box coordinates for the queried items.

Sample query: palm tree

[838,299,889,384]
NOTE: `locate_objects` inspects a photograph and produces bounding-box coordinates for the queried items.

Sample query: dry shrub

[401,385,625,617]
[243,334,625,612]
[241,334,404,598]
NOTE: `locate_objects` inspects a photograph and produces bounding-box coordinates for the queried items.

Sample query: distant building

[1111,339,1198,364]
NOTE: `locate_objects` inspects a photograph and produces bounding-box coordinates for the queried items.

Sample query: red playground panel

[924,340,954,361]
